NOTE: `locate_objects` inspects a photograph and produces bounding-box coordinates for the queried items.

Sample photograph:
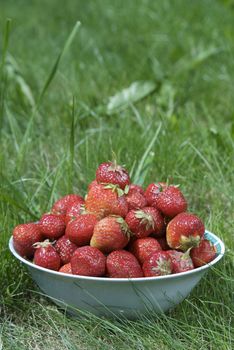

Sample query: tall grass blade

[0,19,11,129]
[17,21,81,169]
[68,96,75,193]
[133,122,162,185]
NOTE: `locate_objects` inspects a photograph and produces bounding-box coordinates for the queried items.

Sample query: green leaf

[106,80,157,114]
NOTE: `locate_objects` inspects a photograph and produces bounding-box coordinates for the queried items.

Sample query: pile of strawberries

[12,161,216,278]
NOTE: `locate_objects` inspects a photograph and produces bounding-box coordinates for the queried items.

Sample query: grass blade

[133,122,162,185]
[0,18,11,129]
[67,96,75,193]
[17,21,81,169]
[37,21,81,105]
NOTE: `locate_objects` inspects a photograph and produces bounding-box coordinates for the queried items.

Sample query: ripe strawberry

[145,182,167,206]
[13,223,43,258]
[59,263,72,274]
[166,212,205,251]
[33,240,61,271]
[54,236,77,264]
[129,237,162,265]
[190,239,216,267]
[106,250,143,278]
[156,237,171,251]
[52,194,84,215]
[96,161,130,189]
[65,202,85,225]
[71,246,106,276]
[85,180,128,219]
[126,190,147,211]
[65,214,98,246]
[143,251,172,277]
[128,184,145,196]
[153,185,187,218]
[39,213,65,239]
[125,207,164,238]
[167,250,194,273]
[90,216,130,253]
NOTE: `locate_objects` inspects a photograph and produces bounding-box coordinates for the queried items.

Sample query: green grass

[0,0,234,348]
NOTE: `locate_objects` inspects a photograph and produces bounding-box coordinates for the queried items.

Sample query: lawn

[0,0,234,349]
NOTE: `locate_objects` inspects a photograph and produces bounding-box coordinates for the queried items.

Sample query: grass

[0,0,234,348]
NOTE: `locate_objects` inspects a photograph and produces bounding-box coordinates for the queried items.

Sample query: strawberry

[85,180,128,219]
[65,214,98,246]
[129,237,162,265]
[52,194,84,215]
[190,239,216,267]
[125,207,164,238]
[54,236,77,264]
[59,263,72,274]
[143,251,172,277]
[156,237,171,251]
[33,240,61,271]
[39,213,66,239]
[96,161,130,189]
[167,250,194,273]
[65,201,85,225]
[166,212,205,251]
[106,250,143,278]
[13,223,43,258]
[153,185,187,218]
[128,184,145,196]
[90,216,130,253]
[126,190,147,211]
[145,182,167,206]
[71,246,106,276]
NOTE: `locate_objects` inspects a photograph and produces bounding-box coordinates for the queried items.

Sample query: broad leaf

[107,80,156,114]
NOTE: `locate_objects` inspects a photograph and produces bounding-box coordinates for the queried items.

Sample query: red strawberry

[129,237,162,264]
[154,186,187,218]
[59,263,72,274]
[145,182,167,206]
[52,194,84,215]
[34,240,61,271]
[125,207,164,238]
[156,237,171,251]
[190,239,216,267]
[126,190,147,211]
[90,216,130,253]
[54,236,77,264]
[167,250,194,273]
[143,251,172,277]
[85,180,128,219]
[106,250,143,278]
[71,246,106,276]
[128,184,145,196]
[13,223,43,258]
[65,202,85,225]
[65,214,98,246]
[96,161,130,189]
[39,213,66,239]
[166,212,205,251]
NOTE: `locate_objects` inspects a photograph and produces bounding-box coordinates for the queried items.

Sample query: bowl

[9,231,225,319]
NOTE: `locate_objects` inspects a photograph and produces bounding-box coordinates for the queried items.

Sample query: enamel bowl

[9,231,225,319]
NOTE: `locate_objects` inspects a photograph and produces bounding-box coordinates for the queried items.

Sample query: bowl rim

[9,230,225,283]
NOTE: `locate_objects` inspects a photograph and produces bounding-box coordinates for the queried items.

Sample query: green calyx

[116,217,132,240]
[180,235,201,251]
[152,257,171,275]
[33,239,52,249]
[135,210,155,230]
[103,183,128,197]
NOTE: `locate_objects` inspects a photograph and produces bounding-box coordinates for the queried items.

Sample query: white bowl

[9,231,225,319]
